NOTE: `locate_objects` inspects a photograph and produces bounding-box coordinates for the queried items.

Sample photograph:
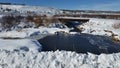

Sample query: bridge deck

[56,17,89,22]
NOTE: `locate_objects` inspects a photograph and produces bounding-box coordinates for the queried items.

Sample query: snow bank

[0,15,3,18]
[0,39,42,52]
[79,18,120,40]
[0,27,70,38]
[0,50,120,68]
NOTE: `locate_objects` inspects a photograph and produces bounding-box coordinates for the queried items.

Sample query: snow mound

[0,39,42,52]
[0,50,120,68]
[0,27,70,38]
[79,18,120,40]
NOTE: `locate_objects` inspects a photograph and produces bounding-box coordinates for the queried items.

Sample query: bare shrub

[0,15,24,31]
[26,15,60,27]
[42,16,60,26]
[26,15,45,27]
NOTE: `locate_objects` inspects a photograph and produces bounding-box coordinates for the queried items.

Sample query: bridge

[55,17,90,32]
[56,17,89,23]
[54,13,120,20]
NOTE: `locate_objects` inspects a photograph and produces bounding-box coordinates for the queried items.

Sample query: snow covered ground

[0,50,120,68]
[0,39,42,52]
[79,18,120,40]
[0,10,120,67]
[0,27,70,38]
[1,3,120,68]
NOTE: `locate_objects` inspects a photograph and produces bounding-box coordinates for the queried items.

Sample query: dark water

[65,21,82,32]
[38,33,120,55]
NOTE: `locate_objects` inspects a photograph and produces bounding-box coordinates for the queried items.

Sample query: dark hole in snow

[38,48,42,52]
[38,33,120,55]
[65,21,82,32]
[14,49,20,52]
[30,31,40,36]
[65,21,81,28]
[20,46,29,51]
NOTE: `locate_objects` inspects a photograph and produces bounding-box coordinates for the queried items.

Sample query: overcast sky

[0,0,120,11]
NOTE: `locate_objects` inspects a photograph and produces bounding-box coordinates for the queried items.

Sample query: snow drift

[0,50,120,68]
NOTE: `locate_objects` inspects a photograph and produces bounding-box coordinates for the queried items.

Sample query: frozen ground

[0,50,120,68]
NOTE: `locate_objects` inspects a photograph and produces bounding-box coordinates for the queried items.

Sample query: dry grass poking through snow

[0,15,60,31]
[0,16,24,30]
[26,15,60,27]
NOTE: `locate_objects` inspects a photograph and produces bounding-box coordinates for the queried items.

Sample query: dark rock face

[38,33,120,55]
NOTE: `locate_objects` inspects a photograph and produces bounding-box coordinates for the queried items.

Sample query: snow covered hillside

[0,50,120,68]
[78,18,120,41]
[0,4,62,15]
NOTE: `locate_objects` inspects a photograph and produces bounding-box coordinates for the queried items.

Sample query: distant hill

[62,9,120,14]
[57,9,120,19]
[0,4,62,16]
[0,2,25,5]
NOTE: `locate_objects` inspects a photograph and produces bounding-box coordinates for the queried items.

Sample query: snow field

[0,39,42,52]
[0,50,120,68]
[79,18,120,40]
